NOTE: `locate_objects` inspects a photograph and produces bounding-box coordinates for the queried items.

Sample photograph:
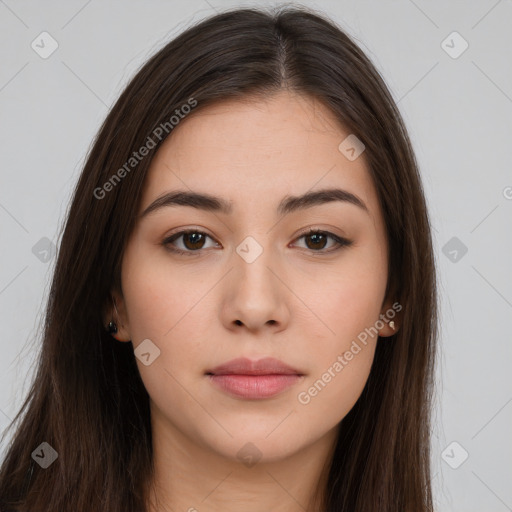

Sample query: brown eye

[180,232,206,250]
[163,230,219,255]
[293,229,353,253]
[304,231,328,250]
[163,228,352,257]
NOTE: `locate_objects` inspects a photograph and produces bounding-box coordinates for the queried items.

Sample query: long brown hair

[0,6,438,511]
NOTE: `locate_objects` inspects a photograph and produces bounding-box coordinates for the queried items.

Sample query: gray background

[1,1,511,510]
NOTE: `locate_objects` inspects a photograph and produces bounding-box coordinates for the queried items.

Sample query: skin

[107,89,399,512]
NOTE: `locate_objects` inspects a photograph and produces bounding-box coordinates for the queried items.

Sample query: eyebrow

[139,187,369,219]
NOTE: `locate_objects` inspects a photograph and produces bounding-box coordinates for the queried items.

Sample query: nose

[220,243,291,333]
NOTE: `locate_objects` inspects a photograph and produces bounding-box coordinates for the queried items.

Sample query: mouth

[205,357,305,400]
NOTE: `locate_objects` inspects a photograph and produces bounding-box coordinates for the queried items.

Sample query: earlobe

[378,298,401,337]
[104,292,131,342]
[107,320,118,335]
[378,320,398,338]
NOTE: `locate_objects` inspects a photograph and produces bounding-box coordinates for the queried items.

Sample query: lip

[206,357,302,376]
[206,357,304,400]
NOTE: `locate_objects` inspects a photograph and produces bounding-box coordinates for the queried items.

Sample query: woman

[0,6,438,511]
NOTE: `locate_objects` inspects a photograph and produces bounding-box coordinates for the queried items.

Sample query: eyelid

[162,226,352,256]
[162,227,219,256]
[290,227,352,252]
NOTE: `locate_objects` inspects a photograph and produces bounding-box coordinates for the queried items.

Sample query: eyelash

[162,228,353,257]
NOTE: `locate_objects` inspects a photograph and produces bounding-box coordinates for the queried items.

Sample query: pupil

[181,232,328,251]
[308,233,326,249]
[186,232,203,249]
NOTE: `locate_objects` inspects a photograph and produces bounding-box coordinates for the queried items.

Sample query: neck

[145,406,338,512]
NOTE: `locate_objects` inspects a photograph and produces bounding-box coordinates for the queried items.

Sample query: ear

[103,288,131,342]
[378,297,401,337]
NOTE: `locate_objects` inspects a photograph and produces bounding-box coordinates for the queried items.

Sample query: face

[110,90,397,463]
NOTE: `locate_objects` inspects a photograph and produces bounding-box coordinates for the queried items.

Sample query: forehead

[140,90,380,222]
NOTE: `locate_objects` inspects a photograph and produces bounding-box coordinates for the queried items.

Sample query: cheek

[289,255,386,419]
[121,238,205,340]
[120,245,212,385]
[292,250,387,346]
